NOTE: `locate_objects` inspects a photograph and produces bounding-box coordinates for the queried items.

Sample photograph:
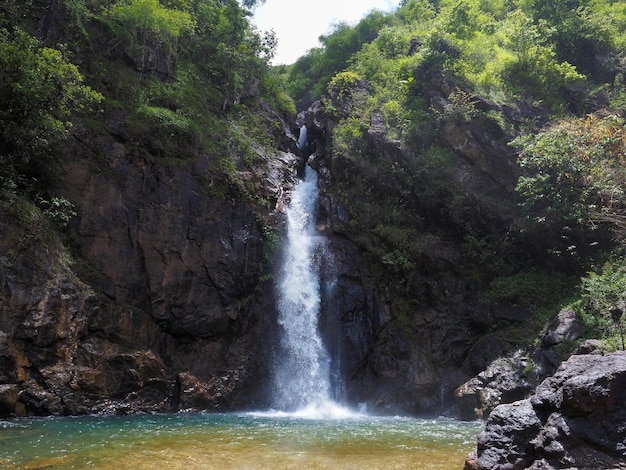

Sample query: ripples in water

[0,412,483,469]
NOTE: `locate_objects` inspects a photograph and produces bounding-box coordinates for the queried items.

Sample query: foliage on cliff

[285,0,626,348]
[1,0,626,362]
[0,0,292,218]
[0,26,102,196]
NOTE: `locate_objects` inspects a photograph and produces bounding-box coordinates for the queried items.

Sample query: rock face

[0,85,567,419]
[455,308,585,420]
[0,106,302,417]
[0,91,505,418]
[455,351,540,420]
[303,93,525,415]
[464,352,626,470]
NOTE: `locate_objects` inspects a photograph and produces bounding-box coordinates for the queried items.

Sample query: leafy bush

[575,258,626,348]
[331,116,368,157]
[0,27,102,192]
[484,271,572,310]
[136,104,194,132]
[104,0,194,63]
[513,114,626,233]
[327,71,364,102]
[38,196,77,228]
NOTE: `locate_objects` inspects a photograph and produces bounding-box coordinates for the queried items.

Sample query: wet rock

[0,384,25,417]
[304,96,520,415]
[457,307,588,421]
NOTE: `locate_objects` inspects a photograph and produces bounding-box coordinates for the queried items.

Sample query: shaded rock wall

[0,109,301,417]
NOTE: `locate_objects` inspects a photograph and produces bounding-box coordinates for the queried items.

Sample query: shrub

[513,114,626,234]
[0,27,102,192]
[484,271,571,309]
[575,259,626,347]
[106,0,193,51]
[38,196,77,228]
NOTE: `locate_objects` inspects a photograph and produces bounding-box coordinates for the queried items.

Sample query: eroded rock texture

[0,88,569,418]
[304,92,524,415]
[0,108,302,416]
[465,352,626,470]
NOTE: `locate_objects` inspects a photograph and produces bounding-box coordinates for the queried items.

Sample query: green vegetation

[281,0,626,348]
[0,0,292,212]
[1,0,626,354]
[484,271,572,310]
[0,24,102,227]
[284,10,398,109]
[514,114,626,232]
[574,258,626,350]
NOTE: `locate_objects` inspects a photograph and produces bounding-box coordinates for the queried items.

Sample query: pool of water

[0,412,482,469]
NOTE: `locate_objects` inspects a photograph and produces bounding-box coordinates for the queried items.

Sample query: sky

[251,0,400,65]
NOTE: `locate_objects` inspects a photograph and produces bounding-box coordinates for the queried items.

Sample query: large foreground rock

[465,351,626,469]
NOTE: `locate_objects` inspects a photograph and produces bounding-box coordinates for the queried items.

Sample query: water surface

[0,412,482,469]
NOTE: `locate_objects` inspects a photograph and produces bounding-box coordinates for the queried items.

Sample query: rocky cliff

[0,17,607,420]
[0,84,593,420]
[0,89,540,418]
[300,90,545,415]
[0,102,303,416]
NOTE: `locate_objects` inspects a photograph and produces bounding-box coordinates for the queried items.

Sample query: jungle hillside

[1,0,626,419]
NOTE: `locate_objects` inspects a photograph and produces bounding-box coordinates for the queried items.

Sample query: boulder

[455,351,538,420]
[541,308,586,348]
[465,352,626,469]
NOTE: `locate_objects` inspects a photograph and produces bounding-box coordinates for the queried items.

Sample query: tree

[182,0,274,110]
[239,0,265,8]
[0,27,102,190]
[105,0,194,73]
[514,114,626,234]
[498,10,584,103]
[397,0,436,24]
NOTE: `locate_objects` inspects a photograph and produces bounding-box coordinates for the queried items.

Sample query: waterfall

[273,163,332,410]
[264,126,362,418]
[269,127,358,418]
[297,125,308,151]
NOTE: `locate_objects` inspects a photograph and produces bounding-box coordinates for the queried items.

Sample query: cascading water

[273,163,330,409]
[270,127,356,418]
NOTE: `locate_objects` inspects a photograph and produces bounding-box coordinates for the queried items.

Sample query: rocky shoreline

[464,350,626,470]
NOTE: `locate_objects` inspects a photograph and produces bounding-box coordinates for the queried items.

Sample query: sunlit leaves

[497,10,585,102]
[105,0,194,56]
[576,259,626,345]
[0,27,102,176]
[514,114,626,230]
[397,0,436,24]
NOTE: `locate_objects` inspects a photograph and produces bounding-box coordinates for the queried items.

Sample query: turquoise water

[0,412,482,469]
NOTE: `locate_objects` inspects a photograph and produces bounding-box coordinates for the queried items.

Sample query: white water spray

[273,163,333,411]
[269,128,362,418]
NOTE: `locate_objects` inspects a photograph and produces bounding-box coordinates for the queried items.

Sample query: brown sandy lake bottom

[0,411,483,469]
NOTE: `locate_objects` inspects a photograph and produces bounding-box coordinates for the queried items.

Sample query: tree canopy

[0,26,102,190]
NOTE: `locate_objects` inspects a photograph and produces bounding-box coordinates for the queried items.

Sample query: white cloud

[251,0,399,65]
